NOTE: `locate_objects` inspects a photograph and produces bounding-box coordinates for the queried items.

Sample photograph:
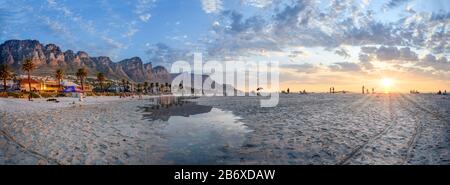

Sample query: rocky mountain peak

[0,39,170,83]
[76,51,89,59]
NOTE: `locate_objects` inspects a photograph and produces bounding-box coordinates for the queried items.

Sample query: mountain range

[0,40,170,82]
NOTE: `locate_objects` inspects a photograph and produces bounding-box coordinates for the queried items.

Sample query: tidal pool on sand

[140,97,251,164]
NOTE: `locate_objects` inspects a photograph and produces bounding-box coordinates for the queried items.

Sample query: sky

[0,0,449,92]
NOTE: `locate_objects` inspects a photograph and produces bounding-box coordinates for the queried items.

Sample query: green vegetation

[22,58,36,101]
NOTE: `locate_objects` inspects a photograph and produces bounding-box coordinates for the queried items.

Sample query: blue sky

[0,0,449,91]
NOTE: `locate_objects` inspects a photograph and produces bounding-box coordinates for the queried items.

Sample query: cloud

[41,16,69,35]
[329,62,362,72]
[46,0,56,6]
[378,46,418,61]
[243,0,273,8]
[417,54,450,71]
[288,49,307,58]
[102,37,124,49]
[334,48,351,58]
[135,0,155,22]
[358,46,449,74]
[358,53,374,70]
[361,0,371,7]
[282,63,324,74]
[221,11,265,33]
[384,0,412,9]
[0,3,17,37]
[274,1,307,26]
[360,46,418,62]
[46,0,97,35]
[122,27,139,38]
[145,43,190,66]
[430,11,450,22]
[206,0,393,59]
[202,0,223,14]
[139,13,152,22]
[204,0,450,62]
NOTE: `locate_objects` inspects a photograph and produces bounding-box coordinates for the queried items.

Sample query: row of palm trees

[1,58,176,99]
[57,68,106,92]
[0,59,36,100]
[119,79,173,94]
[0,63,12,93]
[0,58,94,101]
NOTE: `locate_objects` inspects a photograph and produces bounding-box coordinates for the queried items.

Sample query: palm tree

[164,83,169,93]
[137,83,142,93]
[160,84,165,94]
[179,82,184,96]
[96,72,106,92]
[22,59,35,101]
[76,68,88,93]
[0,64,12,92]
[150,83,154,94]
[121,79,126,93]
[130,82,134,92]
[55,69,64,92]
[179,82,183,89]
[143,82,149,94]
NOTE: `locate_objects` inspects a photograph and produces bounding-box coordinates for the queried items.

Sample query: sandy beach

[0,94,449,164]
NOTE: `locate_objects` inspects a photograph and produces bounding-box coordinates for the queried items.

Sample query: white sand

[0,96,168,164]
[192,94,450,165]
[0,94,449,164]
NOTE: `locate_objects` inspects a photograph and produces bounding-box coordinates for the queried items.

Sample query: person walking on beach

[79,92,84,102]
[362,85,365,94]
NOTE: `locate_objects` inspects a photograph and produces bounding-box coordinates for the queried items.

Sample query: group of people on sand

[410,89,447,95]
[281,88,308,94]
[119,92,143,99]
[437,90,448,95]
[329,87,351,94]
[410,90,420,94]
[361,86,375,94]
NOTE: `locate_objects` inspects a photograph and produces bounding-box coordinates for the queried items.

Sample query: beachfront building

[41,80,60,92]
[19,78,42,92]
[61,81,93,93]
[106,84,124,93]
[19,78,60,92]
[161,83,171,93]
[147,82,171,94]
[2,80,18,91]
[80,84,93,92]
[19,78,93,93]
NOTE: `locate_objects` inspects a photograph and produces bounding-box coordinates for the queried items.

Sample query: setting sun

[381,78,395,93]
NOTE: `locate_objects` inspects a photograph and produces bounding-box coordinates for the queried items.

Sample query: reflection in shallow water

[141,96,213,121]
[140,96,251,164]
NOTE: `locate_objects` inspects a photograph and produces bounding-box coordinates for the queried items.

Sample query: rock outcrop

[0,39,170,82]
